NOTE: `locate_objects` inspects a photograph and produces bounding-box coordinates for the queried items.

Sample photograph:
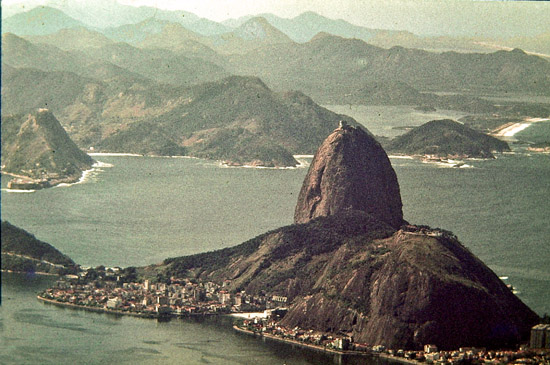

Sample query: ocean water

[1,272,372,365]
[1,106,549,364]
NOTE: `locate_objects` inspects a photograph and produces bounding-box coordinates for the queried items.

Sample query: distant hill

[1,32,228,87]
[76,42,229,86]
[137,23,225,65]
[387,119,510,158]
[3,3,230,35]
[1,221,77,275]
[210,17,294,54]
[1,110,94,188]
[1,63,196,148]
[228,34,550,100]
[223,11,381,43]
[344,80,550,118]
[25,27,114,50]
[97,76,357,166]
[368,31,550,58]
[1,33,87,75]
[2,6,86,36]
[102,18,170,44]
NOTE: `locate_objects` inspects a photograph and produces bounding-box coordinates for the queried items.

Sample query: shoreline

[37,295,223,319]
[232,325,356,356]
[2,160,112,192]
[233,325,421,364]
[88,151,310,169]
[1,269,59,277]
[389,154,476,168]
[37,295,160,318]
[37,295,421,363]
[492,118,550,138]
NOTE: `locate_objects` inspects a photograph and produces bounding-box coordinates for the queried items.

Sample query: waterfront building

[106,297,122,309]
[424,344,438,353]
[530,324,550,349]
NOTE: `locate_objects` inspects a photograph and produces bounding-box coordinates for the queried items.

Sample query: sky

[3,0,550,37]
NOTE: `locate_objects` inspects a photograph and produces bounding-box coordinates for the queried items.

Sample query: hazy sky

[3,0,550,36]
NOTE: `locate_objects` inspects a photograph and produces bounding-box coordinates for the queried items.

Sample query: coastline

[232,325,421,364]
[492,123,532,137]
[389,154,475,168]
[37,295,221,319]
[2,160,112,192]
[37,295,159,318]
[37,294,422,363]
[88,151,310,169]
[491,118,550,138]
[88,152,143,157]
[232,325,356,356]
[1,269,59,277]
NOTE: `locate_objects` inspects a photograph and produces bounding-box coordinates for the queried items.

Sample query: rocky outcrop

[162,212,539,350]
[294,123,404,228]
[160,126,538,350]
[1,110,94,189]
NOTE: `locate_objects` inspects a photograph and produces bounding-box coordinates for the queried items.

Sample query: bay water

[1,105,549,364]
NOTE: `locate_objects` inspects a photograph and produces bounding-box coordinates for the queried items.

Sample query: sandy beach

[492,118,550,137]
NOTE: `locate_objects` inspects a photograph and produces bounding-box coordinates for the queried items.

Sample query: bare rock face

[294,123,404,228]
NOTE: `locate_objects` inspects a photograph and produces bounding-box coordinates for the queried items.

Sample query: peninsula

[1,221,77,275]
[157,124,538,350]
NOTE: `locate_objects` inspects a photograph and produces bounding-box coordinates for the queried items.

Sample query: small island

[1,109,95,190]
[387,119,510,160]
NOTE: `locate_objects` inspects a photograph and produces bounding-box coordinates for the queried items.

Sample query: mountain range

[227,35,550,101]
[3,4,550,167]
[3,4,550,55]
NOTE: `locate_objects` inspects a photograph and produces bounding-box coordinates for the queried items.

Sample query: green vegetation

[96,76,354,165]
[388,119,510,158]
[1,221,77,274]
[163,210,395,280]
[97,121,187,156]
[1,111,94,180]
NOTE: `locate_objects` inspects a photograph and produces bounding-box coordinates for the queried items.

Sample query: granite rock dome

[294,123,404,228]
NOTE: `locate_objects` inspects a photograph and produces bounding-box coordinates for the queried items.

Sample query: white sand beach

[492,118,550,137]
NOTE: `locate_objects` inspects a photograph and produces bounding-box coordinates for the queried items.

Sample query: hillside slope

[1,110,94,188]
[388,119,510,158]
[1,221,77,275]
[98,76,357,166]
